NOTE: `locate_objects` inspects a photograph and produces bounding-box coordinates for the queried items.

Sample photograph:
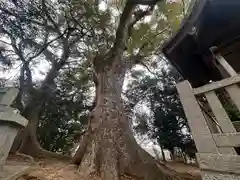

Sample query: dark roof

[162,0,240,87]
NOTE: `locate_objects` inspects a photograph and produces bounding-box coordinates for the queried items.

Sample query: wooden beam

[213,132,240,147]
[215,53,237,77]
[176,81,218,153]
[193,74,240,95]
[197,153,240,174]
[225,85,240,112]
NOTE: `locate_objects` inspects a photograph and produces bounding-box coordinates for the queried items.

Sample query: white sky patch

[99,1,107,11]
[0,62,50,83]
[136,136,171,160]
[33,60,51,80]
[111,7,120,17]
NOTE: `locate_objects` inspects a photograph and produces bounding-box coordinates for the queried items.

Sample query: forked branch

[111,0,162,60]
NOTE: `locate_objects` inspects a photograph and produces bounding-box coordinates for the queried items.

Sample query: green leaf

[165,2,184,32]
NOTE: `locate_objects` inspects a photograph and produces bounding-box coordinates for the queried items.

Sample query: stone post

[0,106,28,172]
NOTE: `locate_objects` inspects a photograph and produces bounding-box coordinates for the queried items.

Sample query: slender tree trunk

[10,102,42,154]
[12,63,67,156]
[17,100,43,156]
[160,145,166,162]
[170,150,175,161]
[11,98,71,160]
[72,57,187,180]
[182,153,187,164]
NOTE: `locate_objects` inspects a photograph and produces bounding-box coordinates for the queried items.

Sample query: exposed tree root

[15,147,71,163]
[16,127,71,161]
[72,121,92,165]
[37,148,71,161]
[15,151,35,164]
[17,140,71,162]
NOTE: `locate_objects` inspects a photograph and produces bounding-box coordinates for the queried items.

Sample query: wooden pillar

[176,81,218,153]
[215,53,237,77]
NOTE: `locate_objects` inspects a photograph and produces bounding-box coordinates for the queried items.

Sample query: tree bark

[13,99,44,156]
[11,59,68,155]
[160,145,166,162]
[170,150,175,161]
[72,56,188,180]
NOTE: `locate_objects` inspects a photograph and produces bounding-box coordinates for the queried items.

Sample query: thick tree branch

[112,2,136,55]
[181,0,186,15]
[57,28,74,66]
[19,65,25,93]
[23,39,58,63]
[25,64,33,88]
[3,29,26,63]
[18,61,34,111]
[39,29,74,98]
[128,5,154,37]
[28,28,68,62]
[0,40,12,46]
[111,0,161,62]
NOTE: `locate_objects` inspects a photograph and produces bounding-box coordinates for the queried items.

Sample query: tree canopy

[126,64,196,160]
[0,0,196,179]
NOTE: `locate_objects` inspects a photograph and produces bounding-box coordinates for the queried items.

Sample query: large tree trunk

[12,98,71,160]
[18,105,42,155]
[12,63,66,156]
[160,145,166,162]
[11,100,43,156]
[72,58,187,180]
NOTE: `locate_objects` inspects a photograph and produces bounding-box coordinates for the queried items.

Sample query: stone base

[202,171,240,180]
[0,164,30,180]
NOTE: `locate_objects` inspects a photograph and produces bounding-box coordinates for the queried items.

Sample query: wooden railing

[175,46,240,179]
[176,75,240,178]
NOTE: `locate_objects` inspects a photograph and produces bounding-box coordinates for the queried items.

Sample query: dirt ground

[6,155,82,180]
[16,159,82,180]
[10,156,201,180]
